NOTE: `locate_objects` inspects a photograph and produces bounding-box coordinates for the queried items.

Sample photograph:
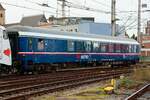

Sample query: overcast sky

[0,0,150,35]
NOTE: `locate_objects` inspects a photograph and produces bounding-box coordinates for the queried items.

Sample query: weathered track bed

[0,67,133,100]
[125,83,150,100]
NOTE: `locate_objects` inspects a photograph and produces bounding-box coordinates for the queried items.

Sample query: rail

[125,83,150,100]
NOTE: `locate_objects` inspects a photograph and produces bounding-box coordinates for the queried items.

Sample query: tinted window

[76,41,84,52]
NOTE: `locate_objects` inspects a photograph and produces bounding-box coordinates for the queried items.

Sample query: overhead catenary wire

[119,19,137,33]
[119,18,148,33]
[61,0,111,14]
[25,0,57,9]
[118,14,135,31]
[2,0,147,16]
[1,0,149,34]
[92,0,111,9]
[58,0,149,14]
[25,0,65,17]
[0,1,61,15]
[1,0,109,19]
[57,2,98,17]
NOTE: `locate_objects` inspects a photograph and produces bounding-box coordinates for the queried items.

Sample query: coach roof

[6,25,139,45]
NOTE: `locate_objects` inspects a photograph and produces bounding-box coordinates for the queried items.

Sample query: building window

[75,29,78,32]
[68,40,74,52]
[0,14,2,17]
[38,39,44,50]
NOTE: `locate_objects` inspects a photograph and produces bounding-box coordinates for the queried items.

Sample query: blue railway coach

[6,26,140,73]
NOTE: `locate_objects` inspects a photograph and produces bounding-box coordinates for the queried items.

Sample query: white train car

[0,26,12,66]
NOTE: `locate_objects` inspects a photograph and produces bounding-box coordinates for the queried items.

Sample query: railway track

[125,83,150,100]
[0,67,132,100]
[0,66,131,81]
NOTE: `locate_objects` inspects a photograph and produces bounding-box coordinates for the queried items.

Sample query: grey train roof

[6,25,139,45]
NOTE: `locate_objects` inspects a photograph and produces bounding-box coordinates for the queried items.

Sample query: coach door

[8,32,19,61]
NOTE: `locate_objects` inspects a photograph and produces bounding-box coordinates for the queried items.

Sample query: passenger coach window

[76,41,84,52]
[115,44,121,53]
[68,40,74,52]
[85,41,91,52]
[28,38,33,50]
[129,45,132,53]
[38,39,44,50]
[101,43,107,52]
[122,45,129,53]
[136,45,140,53]
[108,43,114,53]
[134,45,137,53]
[93,42,99,52]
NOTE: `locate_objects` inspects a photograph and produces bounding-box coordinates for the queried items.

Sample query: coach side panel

[17,36,139,67]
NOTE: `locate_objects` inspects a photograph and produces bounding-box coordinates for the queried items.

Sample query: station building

[50,22,124,36]
[47,16,125,36]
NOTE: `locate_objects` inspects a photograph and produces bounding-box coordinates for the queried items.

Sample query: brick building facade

[141,21,150,57]
[141,35,150,56]
[145,21,150,35]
